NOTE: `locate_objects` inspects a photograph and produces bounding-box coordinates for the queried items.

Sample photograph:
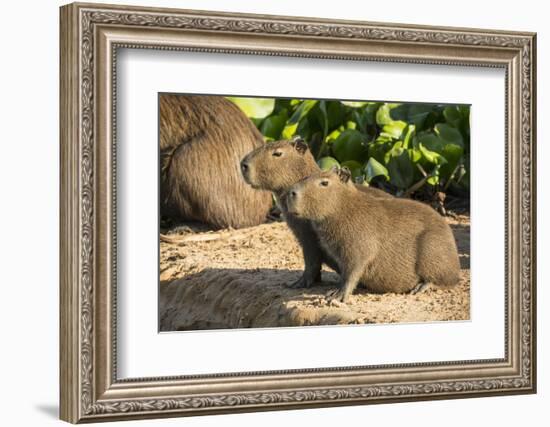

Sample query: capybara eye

[320,180,329,187]
[272,151,283,157]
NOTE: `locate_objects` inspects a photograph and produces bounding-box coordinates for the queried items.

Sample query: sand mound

[159,217,470,331]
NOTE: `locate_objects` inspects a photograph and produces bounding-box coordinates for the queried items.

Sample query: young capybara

[160,94,272,229]
[285,167,461,303]
[240,137,392,288]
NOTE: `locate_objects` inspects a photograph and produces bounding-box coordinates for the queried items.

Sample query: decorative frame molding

[60,2,536,423]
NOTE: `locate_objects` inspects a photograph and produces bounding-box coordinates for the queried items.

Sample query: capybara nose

[240,161,249,174]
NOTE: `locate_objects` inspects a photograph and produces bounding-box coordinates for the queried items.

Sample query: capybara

[285,167,460,303]
[240,137,392,288]
[160,94,272,229]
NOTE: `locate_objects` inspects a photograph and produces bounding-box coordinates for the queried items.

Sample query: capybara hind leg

[417,229,461,288]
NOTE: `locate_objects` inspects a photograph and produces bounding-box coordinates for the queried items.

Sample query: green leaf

[440,143,464,179]
[317,156,340,171]
[381,120,407,139]
[416,132,444,153]
[435,123,464,147]
[403,125,415,148]
[409,147,422,163]
[259,109,288,139]
[407,104,434,129]
[282,123,299,140]
[282,100,318,139]
[325,129,341,143]
[375,103,402,126]
[296,117,312,141]
[384,140,404,164]
[367,140,390,165]
[443,106,462,128]
[427,169,440,185]
[365,103,382,126]
[418,143,447,165]
[387,150,414,189]
[331,129,369,162]
[364,158,389,182]
[316,101,329,138]
[326,101,346,130]
[340,101,368,108]
[226,97,275,119]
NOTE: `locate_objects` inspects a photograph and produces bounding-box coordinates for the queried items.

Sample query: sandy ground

[159,215,470,331]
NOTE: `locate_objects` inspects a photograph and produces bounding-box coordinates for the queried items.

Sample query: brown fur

[240,138,392,288]
[160,94,272,229]
[286,169,461,302]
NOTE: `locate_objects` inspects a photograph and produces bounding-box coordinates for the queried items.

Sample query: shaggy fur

[160,95,272,229]
[286,168,461,302]
[240,138,392,288]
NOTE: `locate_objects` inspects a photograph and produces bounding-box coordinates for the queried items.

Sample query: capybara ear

[336,166,352,183]
[291,136,308,155]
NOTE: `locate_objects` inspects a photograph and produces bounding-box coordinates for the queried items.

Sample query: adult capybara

[160,94,272,229]
[240,137,392,288]
[285,167,460,303]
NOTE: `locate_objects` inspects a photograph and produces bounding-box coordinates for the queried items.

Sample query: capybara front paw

[327,288,349,305]
[410,281,429,295]
[287,275,314,289]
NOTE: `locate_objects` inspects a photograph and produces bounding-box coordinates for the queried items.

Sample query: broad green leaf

[325,129,341,143]
[440,143,464,179]
[419,143,447,165]
[226,97,275,119]
[375,133,394,144]
[381,120,407,139]
[408,104,434,129]
[403,124,415,148]
[282,123,299,140]
[427,173,440,185]
[365,103,382,126]
[416,132,445,153]
[282,100,318,139]
[387,150,414,189]
[259,109,288,139]
[296,117,313,141]
[364,157,389,182]
[317,156,340,171]
[376,103,402,126]
[443,106,462,128]
[386,104,409,122]
[409,147,422,163]
[367,141,390,165]
[332,129,368,162]
[326,101,346,129]
[340,101,368,108]
[316,101,329,138]
[435,123,464,146]
[353,110,368,133]
[384,140,404,164]
[442,143,463,166]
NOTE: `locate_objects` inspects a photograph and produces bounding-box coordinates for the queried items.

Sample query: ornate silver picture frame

[60,2,536,423]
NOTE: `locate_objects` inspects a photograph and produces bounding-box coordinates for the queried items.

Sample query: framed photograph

[60,2,537,423]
